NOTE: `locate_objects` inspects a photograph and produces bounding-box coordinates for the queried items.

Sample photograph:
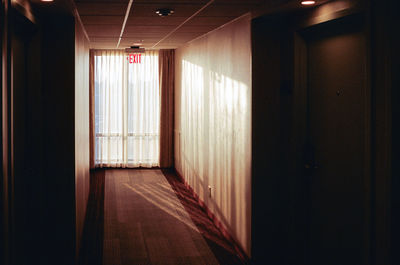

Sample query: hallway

[1,0,398,264]
[79,169,245,265]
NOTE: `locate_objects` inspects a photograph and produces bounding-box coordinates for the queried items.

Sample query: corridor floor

[79,169,245,265]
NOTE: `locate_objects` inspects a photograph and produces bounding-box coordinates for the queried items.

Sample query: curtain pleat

[89,50,95,169]
[92,50,160,168]
[159,49,175,168]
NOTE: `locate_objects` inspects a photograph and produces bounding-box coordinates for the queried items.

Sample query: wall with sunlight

[175,14,252,255]
[75,19,90,253]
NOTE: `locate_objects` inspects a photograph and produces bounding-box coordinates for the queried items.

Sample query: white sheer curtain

[94,50,160,167]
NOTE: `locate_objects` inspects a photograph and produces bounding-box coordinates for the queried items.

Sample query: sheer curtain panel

[93,50,160,167]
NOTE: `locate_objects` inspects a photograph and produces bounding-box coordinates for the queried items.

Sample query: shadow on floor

[78,168,247,265]
[161,169,248,265]
[78,169,105,265]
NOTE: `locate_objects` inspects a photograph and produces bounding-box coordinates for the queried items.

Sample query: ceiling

[30,0,328,50]
[74,0,267,49]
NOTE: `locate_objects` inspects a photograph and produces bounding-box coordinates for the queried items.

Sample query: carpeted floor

[78,169,247,265]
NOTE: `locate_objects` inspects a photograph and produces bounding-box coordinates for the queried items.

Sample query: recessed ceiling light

[155,8,174,17]
[41,0,54,2]
[301,0,316,5]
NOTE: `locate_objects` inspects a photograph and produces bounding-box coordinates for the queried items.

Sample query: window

[94,50,159,167]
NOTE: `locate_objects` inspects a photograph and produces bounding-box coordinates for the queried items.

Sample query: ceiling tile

[77,0,266,49]
[185,16,235,26]
[126,16,187,26]
[85,24,121,37]
[90,37,119,42]
[75,0,128,2]
[76,3,127,16]
[157,31,206,44]
[214,0,264,4]
[197,3,258,17]
[132,0,209,3]
[124,25,176,34]
[177,24,217,33]
[130,3,203,17]
[81,15,124,25]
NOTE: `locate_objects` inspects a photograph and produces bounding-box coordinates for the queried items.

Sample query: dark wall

[1,1,6,263]
[370,0,398,264]
[1,1,89,264]
[251,14,292,265]
[41,14,76,265]
[389,0,400,263]
[11,12,77,265]
[11,8,45,265]
[251,0,396,264]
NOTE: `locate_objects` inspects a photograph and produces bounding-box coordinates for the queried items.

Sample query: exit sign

[127,53,142,64]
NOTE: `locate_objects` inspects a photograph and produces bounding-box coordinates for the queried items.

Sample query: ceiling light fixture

[156,8,174,17]
[301,0,316,5]
[125,46,145,54]
[41,0,54,2]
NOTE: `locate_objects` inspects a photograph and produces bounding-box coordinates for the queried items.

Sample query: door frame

[290,1,395,264]
[2,1,39,264]
[292,10,372,265]
[251,0,393,264]
[1,1,12,264]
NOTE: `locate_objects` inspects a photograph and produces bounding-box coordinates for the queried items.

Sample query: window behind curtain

[94,50,159,167]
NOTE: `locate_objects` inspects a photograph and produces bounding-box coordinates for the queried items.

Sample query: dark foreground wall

[388,0,400,263]
[251,0,398,264]
[1,0,90,264]
[41,14,76,265]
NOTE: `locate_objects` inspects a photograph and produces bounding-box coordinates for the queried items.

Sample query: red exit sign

[127,53,142,64]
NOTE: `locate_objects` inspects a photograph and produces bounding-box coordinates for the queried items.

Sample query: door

[10,9,43,265]
[301,16,369,265]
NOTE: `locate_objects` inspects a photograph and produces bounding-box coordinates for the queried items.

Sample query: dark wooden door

[303,17,369,265]
[11,10,43,265]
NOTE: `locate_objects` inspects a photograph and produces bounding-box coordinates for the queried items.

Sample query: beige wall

[174,14,252,255]
[75,19,90,254]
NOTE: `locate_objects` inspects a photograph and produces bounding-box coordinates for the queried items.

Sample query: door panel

[11,11,42,265]
[304,18,368,265]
